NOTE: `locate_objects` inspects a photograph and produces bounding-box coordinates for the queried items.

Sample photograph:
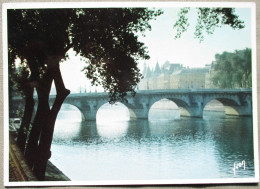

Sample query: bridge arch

[62,102,86,121]
[148,97,194,118]
[121,103,141,119]
[148,98,180,120]
[54,103,82,140]
[96,102,131,122]
[203,97,242,116]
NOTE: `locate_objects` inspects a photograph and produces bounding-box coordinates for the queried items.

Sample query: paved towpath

[9,132,70,182]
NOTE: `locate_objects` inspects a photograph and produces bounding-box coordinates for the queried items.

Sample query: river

[49,100,255,182]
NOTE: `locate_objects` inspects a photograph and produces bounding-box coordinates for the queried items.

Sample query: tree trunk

[25,77,53,169]
[24,59,70,180]
[17,82,35,152]
[33,94,67,180]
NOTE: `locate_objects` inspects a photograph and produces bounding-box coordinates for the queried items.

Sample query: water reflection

[53,104,82,143]
[127,120,150,139]
[209,117,254,178]
[96,102,130,138]
[50,105,255,180]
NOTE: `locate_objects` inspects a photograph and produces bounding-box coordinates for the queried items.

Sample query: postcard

[2,1,258,187]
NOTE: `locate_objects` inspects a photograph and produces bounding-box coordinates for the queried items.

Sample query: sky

[59,7,253,93]
[138,7,252,69]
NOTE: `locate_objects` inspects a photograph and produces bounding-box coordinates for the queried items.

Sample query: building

[139,61,216,90]
[171,68,210,89]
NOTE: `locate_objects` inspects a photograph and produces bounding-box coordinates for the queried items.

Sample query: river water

[50,100,255,181]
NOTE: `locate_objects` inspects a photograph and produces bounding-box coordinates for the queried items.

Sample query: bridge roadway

[12,89,252,121]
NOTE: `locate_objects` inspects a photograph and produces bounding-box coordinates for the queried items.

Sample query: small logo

[233,160,245,175]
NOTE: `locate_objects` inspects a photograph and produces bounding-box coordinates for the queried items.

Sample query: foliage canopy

[173,8,245,41]
[8,8,163,102]
[211,48,252,88]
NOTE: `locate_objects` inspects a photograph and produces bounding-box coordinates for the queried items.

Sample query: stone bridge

[56,89,252,120]
[11,89,252,121]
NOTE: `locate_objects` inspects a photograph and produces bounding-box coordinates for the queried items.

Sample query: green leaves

[8,8,161,103]
[70,8,162,103]
[211,48,251,88]
[173,7,190,39]
[173,8,245,41]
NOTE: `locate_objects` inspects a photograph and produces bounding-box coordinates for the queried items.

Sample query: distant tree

[211,48,252,88]
[173,8,245,41]
[8,8,162,180]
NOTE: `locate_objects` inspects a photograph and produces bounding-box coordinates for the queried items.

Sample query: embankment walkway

[9,132,70,182]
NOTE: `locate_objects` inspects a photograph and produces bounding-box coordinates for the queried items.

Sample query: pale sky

[138,7,252,69]
[60,7,252,93]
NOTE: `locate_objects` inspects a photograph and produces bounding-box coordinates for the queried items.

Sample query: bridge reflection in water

[50,103,254,180]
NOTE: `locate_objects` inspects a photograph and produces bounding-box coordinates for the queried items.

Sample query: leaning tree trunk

[33,86,69,180]
[24,78,52,169]
[24,59,70,180]
[17,82,35,152]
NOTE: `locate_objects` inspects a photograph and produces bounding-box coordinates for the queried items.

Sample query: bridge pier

[80,104,99,121]
[129,108,149,119]
[81,110,97,121]
[128,103,149,119]
[180,102,203,118]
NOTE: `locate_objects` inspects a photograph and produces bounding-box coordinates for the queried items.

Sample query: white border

[2,1,256,9]
[2,4,10,187]
[251,1,259,183]
[3,1,258,186]
[3,178,260,187]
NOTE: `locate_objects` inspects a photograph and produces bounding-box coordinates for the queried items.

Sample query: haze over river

[50,100,255,181]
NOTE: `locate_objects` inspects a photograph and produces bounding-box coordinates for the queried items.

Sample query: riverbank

[9,131,70,182]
